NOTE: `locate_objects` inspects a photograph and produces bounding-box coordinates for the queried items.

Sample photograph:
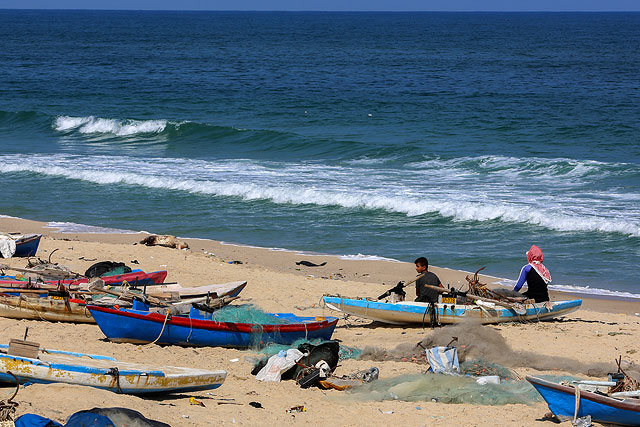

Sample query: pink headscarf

[527,244,551,284]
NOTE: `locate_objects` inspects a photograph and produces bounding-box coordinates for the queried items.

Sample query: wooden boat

[527,376,640,426]
[87,305,339,348]
[13,234,42,257]
[321,296,582,325]
[0,280,245,323]
[0,293,95,323]
[145,280,247,299]
[0,269,168,288]
[0,343,226,394]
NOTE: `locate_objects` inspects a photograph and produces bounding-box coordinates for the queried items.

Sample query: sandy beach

[1,216,639,426]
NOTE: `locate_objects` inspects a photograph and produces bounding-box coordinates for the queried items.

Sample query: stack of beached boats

[0,253,338,394]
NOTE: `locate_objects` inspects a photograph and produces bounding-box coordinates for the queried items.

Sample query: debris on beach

[295,260,327,267]
[139,234,189,250]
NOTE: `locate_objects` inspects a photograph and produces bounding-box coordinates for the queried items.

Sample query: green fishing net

[345,373,543,405]
[208,304,290,324]
[460,359,517,380]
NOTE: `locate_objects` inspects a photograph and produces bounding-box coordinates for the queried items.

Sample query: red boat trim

[527,376,640,412]
[87,305,337,333]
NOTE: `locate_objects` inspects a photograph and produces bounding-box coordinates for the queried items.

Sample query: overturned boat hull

[322,296,581,325]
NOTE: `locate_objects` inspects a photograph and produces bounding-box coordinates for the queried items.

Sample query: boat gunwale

[527,375,640,412]
[87,305,338,333]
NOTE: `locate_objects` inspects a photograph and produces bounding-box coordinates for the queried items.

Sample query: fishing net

[343,374,580,406]
[207,304,290,324]
[460,359,518,380]
[345,373,540,405]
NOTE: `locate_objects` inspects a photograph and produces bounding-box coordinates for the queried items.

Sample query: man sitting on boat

[414,257,444,303]
[513,245,552,303]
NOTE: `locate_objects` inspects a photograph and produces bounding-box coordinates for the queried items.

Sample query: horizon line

[2,8,640,13]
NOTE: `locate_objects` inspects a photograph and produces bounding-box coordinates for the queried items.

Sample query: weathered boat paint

[0,344,226,394]
[0,294,95,323]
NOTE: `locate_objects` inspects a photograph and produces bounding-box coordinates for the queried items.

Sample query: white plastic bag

[256,349,304,382]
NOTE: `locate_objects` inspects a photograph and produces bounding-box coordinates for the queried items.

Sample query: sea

[0,10,638,299]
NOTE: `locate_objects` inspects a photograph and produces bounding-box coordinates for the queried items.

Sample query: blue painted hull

[322,296,582,325]
[13,234,41,257]
[88,306,338,347]
[527,376,640,426]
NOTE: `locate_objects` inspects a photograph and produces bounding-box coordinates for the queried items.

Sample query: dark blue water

[0,10,639,298]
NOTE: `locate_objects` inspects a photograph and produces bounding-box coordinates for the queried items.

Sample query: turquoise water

[0,11,638,297]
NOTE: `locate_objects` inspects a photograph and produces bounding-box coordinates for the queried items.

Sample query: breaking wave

[1,153,639,238]
[54,115,168,136]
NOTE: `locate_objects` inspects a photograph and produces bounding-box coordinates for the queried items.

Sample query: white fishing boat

[322,295,582,325]
[0,343,226,394]
[145,280,247,299]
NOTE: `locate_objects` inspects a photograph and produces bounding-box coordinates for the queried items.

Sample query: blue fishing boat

[0,343,226,394]
[322,296,582,325]
[87,304,338,347]
[527,376,640,426]
[5,234,42,257]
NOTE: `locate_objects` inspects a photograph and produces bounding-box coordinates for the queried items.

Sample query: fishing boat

[145,280,247,299]
[13,234,42,257]
[87,304,339,348]
[0,269,168,288]
[0,343,226,394]
[321,296,582,325]
[0,233,42,258]
[0,280,245,323]
[0,293,95,323]
[527,376,640,426]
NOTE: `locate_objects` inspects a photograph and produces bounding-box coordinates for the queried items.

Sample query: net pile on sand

[344,372,545,405]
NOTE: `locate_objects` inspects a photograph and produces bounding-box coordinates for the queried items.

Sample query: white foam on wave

[497,279,640,299]
[1,153,639,238]
[548,284,640,299]
[45,221,140,234]
[339,253,402,262]
[54,115,167,136]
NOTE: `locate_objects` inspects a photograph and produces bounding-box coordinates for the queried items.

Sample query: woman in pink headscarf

[513,245,552,303]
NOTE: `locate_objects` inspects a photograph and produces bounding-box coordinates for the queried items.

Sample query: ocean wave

[45,221,140,234]
[1,153,639,238]
[54,116,168,136]
[339,253,402,262]
[408,154,634,180]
